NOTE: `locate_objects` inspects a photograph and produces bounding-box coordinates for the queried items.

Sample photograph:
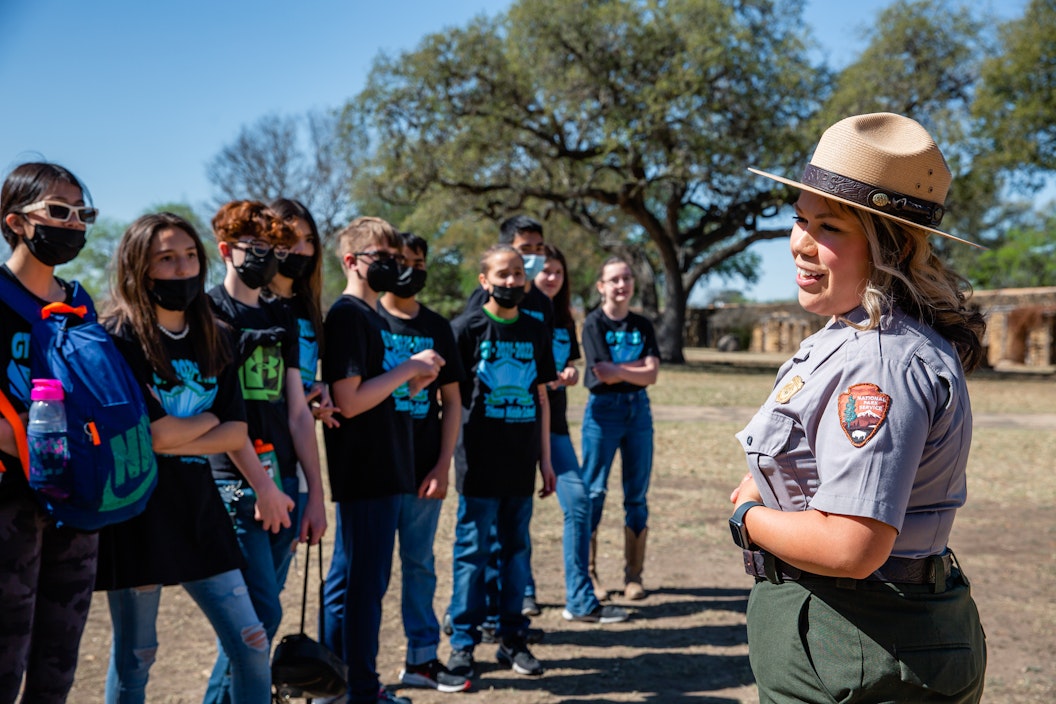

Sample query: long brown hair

[106,212,230,384]
[542,243,574,328]
[267,198,324,357]
[842,202,986,373]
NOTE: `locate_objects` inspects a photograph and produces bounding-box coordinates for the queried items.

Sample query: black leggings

[0,488,98,704]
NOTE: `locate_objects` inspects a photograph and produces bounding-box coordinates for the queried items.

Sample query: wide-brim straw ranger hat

[749,112,983,249]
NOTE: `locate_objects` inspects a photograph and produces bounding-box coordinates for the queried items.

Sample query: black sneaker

[378,687,413,704]
[561,604,630,623]
[478,623,498,643]
[521,594,541,616]
[446,649,475,679]
[400,658,470,693]
[496,638,544,676]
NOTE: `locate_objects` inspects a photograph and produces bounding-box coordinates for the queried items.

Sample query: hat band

[801,164,945,227]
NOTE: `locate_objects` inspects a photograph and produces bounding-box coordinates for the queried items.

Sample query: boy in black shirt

[377,232,470,694]
[446,245,556,679]
[321,217,444,704]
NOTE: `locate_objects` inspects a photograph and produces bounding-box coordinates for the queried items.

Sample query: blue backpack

[0,275,157,530]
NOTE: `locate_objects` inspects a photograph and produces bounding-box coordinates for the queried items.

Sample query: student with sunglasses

[205,201,327,703]
[0,162,101,701]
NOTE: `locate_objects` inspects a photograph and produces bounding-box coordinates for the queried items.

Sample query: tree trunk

[655,272,686,364]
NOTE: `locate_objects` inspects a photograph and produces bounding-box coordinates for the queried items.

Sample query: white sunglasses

[20,200,98,224]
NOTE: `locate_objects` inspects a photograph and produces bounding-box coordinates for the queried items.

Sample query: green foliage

[819,0,988,125]
[973,0,1056,186]
[963,213,1056,289]
[345,0,828,360]
[819,0,1005,248]
[417,247,471,320]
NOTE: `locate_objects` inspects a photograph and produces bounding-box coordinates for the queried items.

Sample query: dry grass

[67,351,1056,703]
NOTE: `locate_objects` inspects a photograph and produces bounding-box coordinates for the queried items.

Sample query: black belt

[743,550,955,593]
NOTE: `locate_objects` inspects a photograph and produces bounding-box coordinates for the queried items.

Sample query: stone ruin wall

[686,287,1056,370]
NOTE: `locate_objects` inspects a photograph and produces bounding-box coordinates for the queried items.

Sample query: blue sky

[0,0,1022,302]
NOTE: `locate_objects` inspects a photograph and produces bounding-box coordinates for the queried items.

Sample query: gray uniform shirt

[736,306,972,558]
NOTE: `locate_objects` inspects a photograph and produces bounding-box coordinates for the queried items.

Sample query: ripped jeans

[105,569,270,704]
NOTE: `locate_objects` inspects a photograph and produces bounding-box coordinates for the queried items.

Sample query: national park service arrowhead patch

[837,383,891,448]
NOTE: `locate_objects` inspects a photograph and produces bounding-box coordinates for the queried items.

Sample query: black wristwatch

[729,501,764,549]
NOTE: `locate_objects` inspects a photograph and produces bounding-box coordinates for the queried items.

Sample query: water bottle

[28,379,71,500]
[253,439,284,491]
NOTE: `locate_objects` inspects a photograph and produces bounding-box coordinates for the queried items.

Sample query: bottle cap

[30,379,64,401]
[253,438,275,453]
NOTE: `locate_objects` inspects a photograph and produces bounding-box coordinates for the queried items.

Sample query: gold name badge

[775,375,804,404]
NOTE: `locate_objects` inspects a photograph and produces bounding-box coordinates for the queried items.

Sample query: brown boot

[623,526,648,600]
[589,533,609,601]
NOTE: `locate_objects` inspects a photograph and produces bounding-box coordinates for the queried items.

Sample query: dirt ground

[69,354,1056,703]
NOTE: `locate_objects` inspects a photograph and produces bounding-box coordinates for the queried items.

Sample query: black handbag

[272,540,348,701]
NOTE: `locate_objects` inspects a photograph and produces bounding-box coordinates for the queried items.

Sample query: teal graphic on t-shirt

[478,339,537,423]
[552,328,571,370]
[381,329,434,419]
[605,329,644,363]
[297,317,318,391]
[8,331,31,402]
[152,359,218,418]
[523,308,544,323]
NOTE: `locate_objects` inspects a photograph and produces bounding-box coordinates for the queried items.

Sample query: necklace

[157,322,190,340]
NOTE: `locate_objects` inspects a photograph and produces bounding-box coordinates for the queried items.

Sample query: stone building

[686,286,1056,370]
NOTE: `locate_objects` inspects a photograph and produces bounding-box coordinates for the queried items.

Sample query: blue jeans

[105,570,270,704]
[448,495,532,652]
[322,496,400,704]
[396,494,443,665]
[274,477,307,591]
[483,517,535,629]
[552,432,599,617]
[204,481,297,704]
[581,390,654,535]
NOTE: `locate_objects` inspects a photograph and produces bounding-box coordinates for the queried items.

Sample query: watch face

[730,517,748,548]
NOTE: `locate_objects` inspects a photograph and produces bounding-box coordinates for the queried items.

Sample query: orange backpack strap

[0,388,30,479]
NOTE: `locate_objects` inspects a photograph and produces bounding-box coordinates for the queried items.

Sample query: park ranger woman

[729,112,987,703]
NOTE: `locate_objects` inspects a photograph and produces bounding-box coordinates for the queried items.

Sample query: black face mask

[365,258,402,293]
[278,253,312,281]
[148,276,200,312]
[234,250,278,289]
[23,223,87,267]
[391,267,427,299]
[490,284,526,309]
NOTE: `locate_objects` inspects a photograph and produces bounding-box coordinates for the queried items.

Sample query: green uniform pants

[747,570,985,703]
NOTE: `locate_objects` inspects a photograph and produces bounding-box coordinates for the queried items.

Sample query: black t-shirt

[96,326,246,589]
[547,320,581,436]
[269,293,319,394]
[377,302,466,485]
[581,308,660,394]
[0,267,75,502]
[452,307,556,497]
[322,295,415,500]
[207,286,299,481]
[464,284,554,331]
